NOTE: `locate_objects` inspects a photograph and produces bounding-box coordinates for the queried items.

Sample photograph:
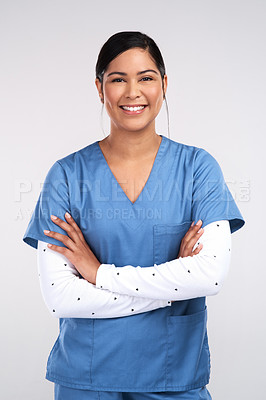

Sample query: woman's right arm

[37,240,172,318]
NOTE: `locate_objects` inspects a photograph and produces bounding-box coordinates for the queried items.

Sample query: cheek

[104,86,122,109]
[148,87,164,106]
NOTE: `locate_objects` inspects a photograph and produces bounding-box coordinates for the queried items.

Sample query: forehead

[105,48,158,73]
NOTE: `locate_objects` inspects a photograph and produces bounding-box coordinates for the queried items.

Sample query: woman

[23,31,245,399]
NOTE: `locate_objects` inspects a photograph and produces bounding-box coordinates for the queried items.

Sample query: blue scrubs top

[23,135,245,392]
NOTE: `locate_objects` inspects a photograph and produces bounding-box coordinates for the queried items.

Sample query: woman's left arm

[95,220,232,300]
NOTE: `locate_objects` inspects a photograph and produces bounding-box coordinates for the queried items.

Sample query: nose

[125,80,141,99]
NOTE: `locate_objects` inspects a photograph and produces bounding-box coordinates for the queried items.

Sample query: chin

[119,120,153,131]
[121,125,151,133]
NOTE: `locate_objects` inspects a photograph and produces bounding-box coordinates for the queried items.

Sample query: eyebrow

[106,69,159,77]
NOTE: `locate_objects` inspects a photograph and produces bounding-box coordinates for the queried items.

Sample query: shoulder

[57,140,98,168]
[45,140,99,178]
[165,136,217,165]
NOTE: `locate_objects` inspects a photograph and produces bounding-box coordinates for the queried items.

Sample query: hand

[43,212,101,285]
[178,220,204,258]
[171,220,204,303]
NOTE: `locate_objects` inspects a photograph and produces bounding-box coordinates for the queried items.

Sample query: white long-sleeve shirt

[37,219,231,318]
[96,220,231,300]
[37,241,171,318]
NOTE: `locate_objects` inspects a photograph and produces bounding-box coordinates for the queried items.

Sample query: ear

[163,74,168,99]
[95,78,104,103]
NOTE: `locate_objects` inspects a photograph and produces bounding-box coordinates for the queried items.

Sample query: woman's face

[95,48,167,134]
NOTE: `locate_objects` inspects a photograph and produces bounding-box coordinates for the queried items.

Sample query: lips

[119,105,148,118]
[120,105,147,111]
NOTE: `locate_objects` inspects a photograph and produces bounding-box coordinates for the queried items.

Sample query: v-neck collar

[95,134,167,207]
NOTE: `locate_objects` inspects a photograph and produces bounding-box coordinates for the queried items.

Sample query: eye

[111,78,125,83]
[141,77,153,81]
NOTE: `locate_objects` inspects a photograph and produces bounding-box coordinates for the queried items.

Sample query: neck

[104,126,161,162]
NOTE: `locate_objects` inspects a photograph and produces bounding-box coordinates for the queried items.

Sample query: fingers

[44,228,76,251]
[192,242,203,256]
[188,221,204,255]
[49,214,81,243]
[46,242,72,258]
[178,220,204,258]
[65,212,83,234]
[188,221,204,252]
[184,220,204,243]
[65,212,87,242]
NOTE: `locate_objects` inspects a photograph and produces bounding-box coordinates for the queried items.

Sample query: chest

[106,158,156,204]
[68,152,194,267]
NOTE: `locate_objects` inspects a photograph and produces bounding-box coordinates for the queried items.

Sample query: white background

[1,0,264,399]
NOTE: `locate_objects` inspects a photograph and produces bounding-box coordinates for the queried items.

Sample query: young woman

[23,31,245,400]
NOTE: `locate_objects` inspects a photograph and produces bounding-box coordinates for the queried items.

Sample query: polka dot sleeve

[37,241,171,318]
[96,220,232,300]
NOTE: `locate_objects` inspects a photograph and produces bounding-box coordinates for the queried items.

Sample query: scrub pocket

[166,306,210,388]
[153,221,192,265]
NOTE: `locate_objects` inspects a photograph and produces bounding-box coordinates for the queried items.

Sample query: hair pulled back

[95,31,166,95]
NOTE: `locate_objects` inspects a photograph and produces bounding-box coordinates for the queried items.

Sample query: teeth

[122,106,145,111]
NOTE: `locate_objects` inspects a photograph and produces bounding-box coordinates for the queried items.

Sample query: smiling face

[95,48,167,135]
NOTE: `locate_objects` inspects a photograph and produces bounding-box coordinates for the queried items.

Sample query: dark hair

[95,31,166,95]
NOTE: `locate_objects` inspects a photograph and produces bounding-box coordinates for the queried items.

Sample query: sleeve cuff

[95,263,116,290]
